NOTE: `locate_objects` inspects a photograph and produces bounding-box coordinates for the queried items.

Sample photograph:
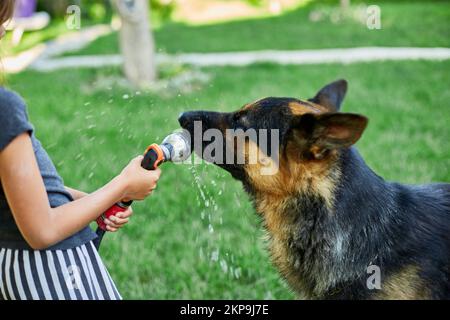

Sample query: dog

[178,80,450,299]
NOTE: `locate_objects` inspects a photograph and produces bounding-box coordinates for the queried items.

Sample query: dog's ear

[308,79,348,111]
[289,112,368,159]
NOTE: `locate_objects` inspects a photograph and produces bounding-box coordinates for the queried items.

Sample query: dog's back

[326,148,450,299]
[399,182,450,298]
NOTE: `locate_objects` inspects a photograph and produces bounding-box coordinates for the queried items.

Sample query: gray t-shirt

[0,87,97,250]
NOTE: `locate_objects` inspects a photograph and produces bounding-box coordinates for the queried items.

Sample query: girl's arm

[0,133,161,250]
[64,186,134,231]
[65,186,88,200]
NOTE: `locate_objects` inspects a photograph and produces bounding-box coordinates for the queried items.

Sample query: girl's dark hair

[1,0,15,83]
[0,0,15,26]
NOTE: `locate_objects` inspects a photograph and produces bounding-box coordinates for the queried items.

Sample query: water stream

[189,164,242,279]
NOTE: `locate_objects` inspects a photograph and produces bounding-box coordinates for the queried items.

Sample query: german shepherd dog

[178,80,450,299]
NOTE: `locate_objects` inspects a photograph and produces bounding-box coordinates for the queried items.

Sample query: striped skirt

[0,241,121,300]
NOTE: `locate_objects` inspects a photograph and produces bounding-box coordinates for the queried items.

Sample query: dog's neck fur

[248,147,398,299]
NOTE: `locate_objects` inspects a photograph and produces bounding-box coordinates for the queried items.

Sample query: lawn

[7,59,450,299]
[69,1,450,56]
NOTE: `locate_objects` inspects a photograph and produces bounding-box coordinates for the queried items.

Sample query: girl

[0,0,161,300]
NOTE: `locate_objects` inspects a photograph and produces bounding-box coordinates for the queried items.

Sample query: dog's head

[179,80,368,196]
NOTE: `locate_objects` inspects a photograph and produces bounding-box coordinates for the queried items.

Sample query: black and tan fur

[178,80,450,299]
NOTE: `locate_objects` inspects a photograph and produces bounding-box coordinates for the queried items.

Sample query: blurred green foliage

[69,1,450,55]
[36,0,175,23]
[150,0,175,22]
[37,0,112,22]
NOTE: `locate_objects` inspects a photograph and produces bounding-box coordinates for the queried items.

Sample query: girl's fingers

[109,215,130,225]
[104,219,117,228]
[106,225,118,232]
[104,207,132,230]
[117,208,133,219]
[105,217,129,228]
[116,217,129,225]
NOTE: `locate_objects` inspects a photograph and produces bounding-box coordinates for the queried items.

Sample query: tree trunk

[112,0,156,87]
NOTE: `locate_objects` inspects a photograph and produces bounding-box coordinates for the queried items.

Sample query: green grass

[7,59,450,299]
[70,1,450,56]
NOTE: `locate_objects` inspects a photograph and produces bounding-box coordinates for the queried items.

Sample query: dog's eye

[232,113,249,130]
[233,112,248,122]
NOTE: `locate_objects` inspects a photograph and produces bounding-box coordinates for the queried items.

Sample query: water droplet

[211,249,219,262]
[234,267,241,279]
[122,94,129,100]
[264,291,274,300]
[220,260,228,273]
[208,224,214,233]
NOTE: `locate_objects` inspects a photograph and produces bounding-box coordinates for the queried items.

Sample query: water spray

[93,131,191,249]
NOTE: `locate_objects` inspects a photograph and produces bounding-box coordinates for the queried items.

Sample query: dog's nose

[178,111,204,128]
[178,112,188,127]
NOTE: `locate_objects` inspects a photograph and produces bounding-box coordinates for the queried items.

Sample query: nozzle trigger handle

[141,144,165,170]
[96,201,130,231]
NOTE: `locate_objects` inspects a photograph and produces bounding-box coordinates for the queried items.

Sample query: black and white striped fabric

[0,241,121,300]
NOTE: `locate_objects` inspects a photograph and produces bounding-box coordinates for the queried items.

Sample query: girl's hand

[119,155,162,201]
[104,206,133,232]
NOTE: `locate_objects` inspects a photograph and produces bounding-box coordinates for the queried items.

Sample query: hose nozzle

[141,131,191,170]
[160,130,191,163]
